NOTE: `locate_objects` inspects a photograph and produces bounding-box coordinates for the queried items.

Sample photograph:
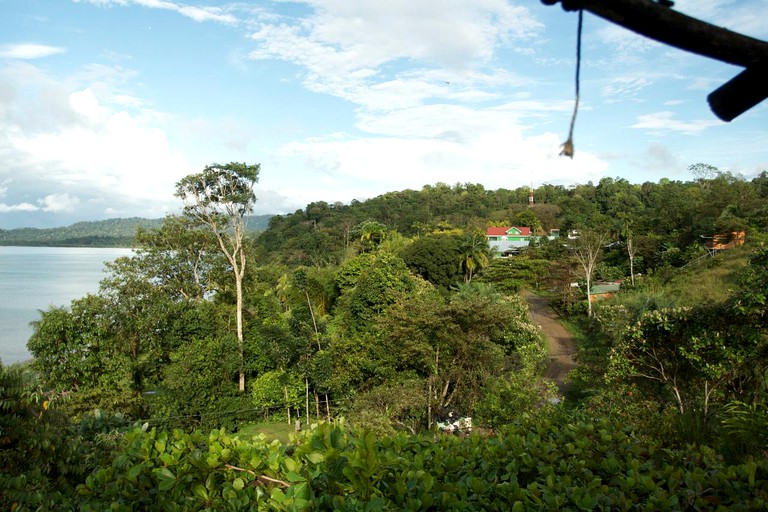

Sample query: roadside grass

[235,421,295,444]
[559,316,610,405]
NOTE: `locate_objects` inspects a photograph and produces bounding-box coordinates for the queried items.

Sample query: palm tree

[458,234,490,283]
[355,220,387,253]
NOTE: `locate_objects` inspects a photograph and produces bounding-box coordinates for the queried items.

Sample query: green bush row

[73,416,768,511]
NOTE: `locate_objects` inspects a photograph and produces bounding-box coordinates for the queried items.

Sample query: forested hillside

[257,168,768,270]
[0,215,273,247]
[0,217,163,246]
[3,164,768,510]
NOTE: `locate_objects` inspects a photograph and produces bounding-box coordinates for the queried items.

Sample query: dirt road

[523,292,577,394]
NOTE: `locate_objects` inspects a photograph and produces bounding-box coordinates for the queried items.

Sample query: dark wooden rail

[541,0,768,121]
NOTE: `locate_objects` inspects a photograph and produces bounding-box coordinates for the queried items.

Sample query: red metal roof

[485,226,531,236]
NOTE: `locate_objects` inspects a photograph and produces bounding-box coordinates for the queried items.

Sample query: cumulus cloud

[240,0,597,203]
[273,102,608,207]
[0,202,38,213]
[248,0,542,105]
[631,111,721,135]
[0,43,66,60]
[0,61,193,223]
[39,193,80,212]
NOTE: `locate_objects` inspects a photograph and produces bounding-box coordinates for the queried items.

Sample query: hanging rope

[560,9,583,158]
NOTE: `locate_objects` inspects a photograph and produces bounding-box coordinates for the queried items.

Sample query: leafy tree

[149,301,242,427]
[511,208,543,235]
[378,284,543,428]
[333,251,416,335]
[175,162,260,392]
[476,256,552,292]
[0,364,85,510]
[251,369,305,423]
[401,233,464,289]
[133,215,226,301]
[607,303,764,416]
[606,250,768,419]
[100,256,186,394]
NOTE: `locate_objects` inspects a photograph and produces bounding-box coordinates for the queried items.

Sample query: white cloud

[631,111,721,135]
[0,202,38,213]
[69,88,105,123]
[10,96,189,201]
[594,25,660,65]
[275,104,607,205]
[39,193,80,212]
[0,62,193,220]
[238,0,605,206]
[601,76,651,102]
[0,43,65,60]
[248,0,542,105]
[74,0,238,25]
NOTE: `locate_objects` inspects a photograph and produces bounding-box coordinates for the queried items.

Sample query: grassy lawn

[235,421,296,445]
[665,247,749,304]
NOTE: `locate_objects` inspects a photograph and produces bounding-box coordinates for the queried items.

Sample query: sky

[1,0,767,229]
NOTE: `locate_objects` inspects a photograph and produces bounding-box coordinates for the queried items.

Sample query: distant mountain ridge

[0,215,273,247]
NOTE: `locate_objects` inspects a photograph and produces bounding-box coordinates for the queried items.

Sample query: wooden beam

[541,0,768,68]
[708,67,768,122]
[542,0,768,120]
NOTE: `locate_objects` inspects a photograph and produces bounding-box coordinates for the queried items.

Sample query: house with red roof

[485,226,532,256]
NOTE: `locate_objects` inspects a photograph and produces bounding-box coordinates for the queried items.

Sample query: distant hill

[0,215,274,247]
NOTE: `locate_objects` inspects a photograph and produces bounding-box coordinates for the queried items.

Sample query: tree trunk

[427,378,433,429]
[236,272,245,392]
[627,236,636,286]
[285,386,292,425]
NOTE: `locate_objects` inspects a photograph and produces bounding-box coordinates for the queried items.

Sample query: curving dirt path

[522,292,577,395]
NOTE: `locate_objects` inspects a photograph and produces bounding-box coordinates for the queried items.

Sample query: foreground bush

[75,416,768,511]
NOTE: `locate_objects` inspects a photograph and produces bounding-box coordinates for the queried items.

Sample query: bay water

[0,246,132,365]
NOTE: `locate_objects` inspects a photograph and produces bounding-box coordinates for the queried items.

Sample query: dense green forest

[0,215,272,247]
[2,164,768,510]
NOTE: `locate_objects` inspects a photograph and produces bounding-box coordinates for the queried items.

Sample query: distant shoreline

[0,215,272,248]
[0,241,134,248]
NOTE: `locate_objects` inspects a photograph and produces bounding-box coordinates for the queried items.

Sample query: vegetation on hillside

[3,164,768,510]
[0,215,272,247]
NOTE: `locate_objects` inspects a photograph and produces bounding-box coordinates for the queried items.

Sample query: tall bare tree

[626,230,638,286]
[175,162,260,392]
[570,229,609,317]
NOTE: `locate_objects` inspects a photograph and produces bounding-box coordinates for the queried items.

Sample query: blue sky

[1,0,766,228]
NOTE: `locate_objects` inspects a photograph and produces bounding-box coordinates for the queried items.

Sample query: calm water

[0,246,132,365]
